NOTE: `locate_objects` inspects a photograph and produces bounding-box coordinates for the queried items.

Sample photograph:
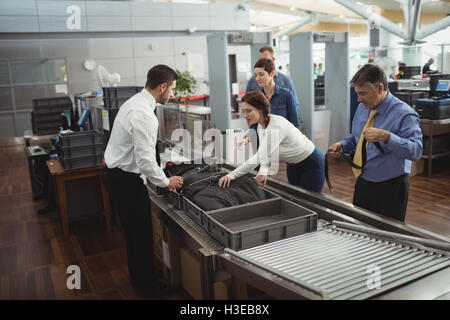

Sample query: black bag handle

[325,140,384,192]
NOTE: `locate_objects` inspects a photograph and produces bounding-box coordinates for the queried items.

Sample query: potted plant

[173,69,198,107]
[173,69,198,142]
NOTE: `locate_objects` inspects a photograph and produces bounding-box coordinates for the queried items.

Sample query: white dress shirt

[104,89,169,187]
[227,115,315,179]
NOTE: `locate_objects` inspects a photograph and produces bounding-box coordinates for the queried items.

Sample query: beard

[157,87,171,104]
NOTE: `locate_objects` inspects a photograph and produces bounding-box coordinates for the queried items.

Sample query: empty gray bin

[183,187,280,229]
[206,198,317,250]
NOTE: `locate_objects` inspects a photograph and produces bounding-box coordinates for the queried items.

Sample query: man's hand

[167,176,183,192]
[218,175,232,188]
[254,175,267,186]
[328,143,343,157]
[236,136,250,150]
[363,128,390,143]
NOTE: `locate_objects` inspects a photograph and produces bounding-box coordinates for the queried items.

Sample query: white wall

[0,0,249,33]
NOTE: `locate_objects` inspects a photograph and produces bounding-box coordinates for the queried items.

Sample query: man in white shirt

[104,65,183,296]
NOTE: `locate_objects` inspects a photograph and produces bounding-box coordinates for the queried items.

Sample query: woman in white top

[218,91,325,193]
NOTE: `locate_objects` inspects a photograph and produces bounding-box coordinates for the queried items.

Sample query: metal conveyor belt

[172,207,225,251]
[226,227,450,300]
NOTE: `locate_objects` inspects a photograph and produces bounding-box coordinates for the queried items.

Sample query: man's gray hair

[350,64,388,91]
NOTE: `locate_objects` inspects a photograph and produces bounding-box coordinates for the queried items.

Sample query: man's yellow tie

[352,109,378,178]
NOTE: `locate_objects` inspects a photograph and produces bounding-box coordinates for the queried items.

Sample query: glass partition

[11,59,67,84]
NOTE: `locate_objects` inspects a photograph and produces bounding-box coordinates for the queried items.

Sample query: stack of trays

[31,96,72,135]
[57,130,105,170]
[183,192,317,250]
[102,86,143,109]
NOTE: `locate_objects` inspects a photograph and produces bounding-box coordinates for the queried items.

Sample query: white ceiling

[246,0,450,29]
[168,0,450,34]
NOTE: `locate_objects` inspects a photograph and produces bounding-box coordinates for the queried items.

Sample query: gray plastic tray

[147,181,182,208]
[167,190,183,209]
[147,180,168,195]
[183,187,280,229]
[58,131,104,148]
[58,143,104,159]
[206,198,317,250]
[61,155,103,170]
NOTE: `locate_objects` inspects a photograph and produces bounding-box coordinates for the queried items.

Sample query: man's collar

[375,91,392,115]
[141,88,157,109]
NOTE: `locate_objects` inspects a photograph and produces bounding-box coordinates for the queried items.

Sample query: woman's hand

[218,175,232,188]
[254,175,267,186]
[236,136,250,150]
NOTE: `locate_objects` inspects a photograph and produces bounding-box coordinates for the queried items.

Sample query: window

[0,58,69,137]
[0,62,9,85]
[0,87,12,111]
[11,59,67,84]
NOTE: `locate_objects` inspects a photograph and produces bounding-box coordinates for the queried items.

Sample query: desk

[46,160,113,239]
[178,105,211,121]
[23,130,56,147]
[419,118,450,177]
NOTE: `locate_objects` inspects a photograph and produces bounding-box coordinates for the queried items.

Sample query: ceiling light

[290,6,295,11]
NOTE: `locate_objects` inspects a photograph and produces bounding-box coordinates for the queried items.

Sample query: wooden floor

[0,140,190,300]
[0,139,448,299]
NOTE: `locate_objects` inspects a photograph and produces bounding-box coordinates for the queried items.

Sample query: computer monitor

[435,79,450,92]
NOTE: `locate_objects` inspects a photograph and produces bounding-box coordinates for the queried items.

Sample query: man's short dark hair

[351,64,388,91]
[145,65,178,89]
[254,58,275,74]
[259,46,274,56]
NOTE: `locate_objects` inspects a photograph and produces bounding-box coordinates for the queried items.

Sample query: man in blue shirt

[246,46,298,105]
[329,64,423,221]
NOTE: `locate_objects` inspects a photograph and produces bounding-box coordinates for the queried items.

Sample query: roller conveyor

[224,224,450,300]
[148,171,450,300]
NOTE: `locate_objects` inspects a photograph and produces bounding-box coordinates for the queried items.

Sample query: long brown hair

[242,91,270,128]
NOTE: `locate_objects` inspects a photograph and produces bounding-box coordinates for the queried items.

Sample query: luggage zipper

[182,162,219,179]
[190,173,224,186]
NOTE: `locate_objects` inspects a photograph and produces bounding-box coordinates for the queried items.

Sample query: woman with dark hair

[253,58,300,128]
[238,58,300,149]
[219,91,325,193]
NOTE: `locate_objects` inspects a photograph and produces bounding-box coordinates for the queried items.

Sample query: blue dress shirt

[340,92,423,182]
[246,71,299,105]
